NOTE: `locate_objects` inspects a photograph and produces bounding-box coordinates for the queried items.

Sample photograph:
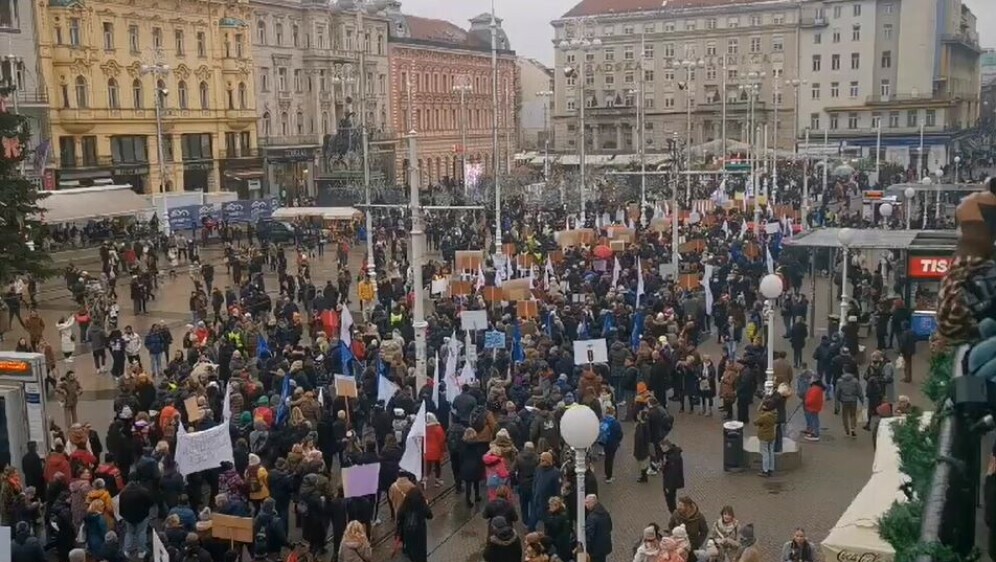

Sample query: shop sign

[183,160,214,172]
[908,257,952,279]
[113,164,150,176]
[0,359,33,378]
[266,147,317,163]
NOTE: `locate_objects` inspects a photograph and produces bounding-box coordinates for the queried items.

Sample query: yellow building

[37,0,263,195]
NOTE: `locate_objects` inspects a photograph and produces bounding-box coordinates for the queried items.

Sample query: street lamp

[141,61,170,193]
[559,22,601,219]
[879,201,893,230]
[454,77,473,193]
[679,58,705,205]
[740,70,764,234]
[837,227,855,333]
[560,404,600,556]
[759,273,783,395]
[954,155,961,184]
[785,78,806,159]
[934,168,943,221]
[535,90,554,185]
[904,187,916,230]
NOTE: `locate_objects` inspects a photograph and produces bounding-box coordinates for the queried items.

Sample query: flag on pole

[340,306,354,348]
[458,360,477,385]
[399,402,427,481]
[766,245,775,274]
[275,374,291,427]
[631,310,645,352]
[611,256,621,288]
[739,218,748,240]
[636,259,645,308]
[475,264,486,291]
[721,220,730,238]
[221,381,232,422]
[318,387,325,407]
[431,352,440,407]
[545,259,555,288]
[340,340,355,376]
[378,372,400,404]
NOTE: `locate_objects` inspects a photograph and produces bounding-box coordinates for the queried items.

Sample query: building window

[0,0,18,28]
[849,81,859,98]
[103,22,114,50]
[81,136,97,167]
[925,109,936,127]
[238,82,247,109]
[199,81,209,108]
[810,113,820,130]
[880,79,891,97]
[644,23,656,33]
[853,4,861,16]
[706,18,716,29]
[666,69,675,81]
[833,5,842,18]
[129,25,139,53]
[197,31,206,57]
[706,41,716,56]
[566,98,576,111]
[829,113,838,129]
[604,48,614,61]
[749,37,761,53]
[177,80,188,109]
[156,79,167,108]
[907,110,918,127]
[851,53,860,69]
[624,46,634,60]
[278,68,287,91]
[772,35,783,52]
[107,78,119,108]
[235,34,244,58]
[259,68,269,92]
[292,24,299,46]
[322,111,329,133]
[257,20,266,45]
[59,137,77,167]
[175,30,184,55]
[643,44,654,59]
[624,72,634,84]
[706,67,716,81]
[814,33,822,45]
[280,112,288,135]
[74,76,87,108]
[885,3,894,14]
[664,43,674,57]
[727,17,739,28]
[881,51,892,68]
[296,111,303,134]
[889,111,899,128]
[727,39,738,55]
[623,25,634,35]
[180,133,211,160]
[848,113,858,129]
[111,135,148,163]
[152,27,162,49]
[831,54,840,70]
[274,23,282,45]
[750,15,761,26]
[665,96,675,108]
[644,70,654,82]
[872,113,881,128]
[832,29,840,43]
[811,83,820,100]
[262,111,271,136]
[605,74,614,86]
[852,24,860,41]
[684,20,696,31]
[830,82,839,98]
[132,78,143,108]
[883,24,893,40]
[726,68,737,81]
[812,55,821,72]
[644,93,654,108]
[69,18,81,47]
[773,13,785,24]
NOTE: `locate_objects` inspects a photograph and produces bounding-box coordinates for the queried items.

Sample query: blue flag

[631,311,645,352]
[545,312,553,337]
[512,320,525,364]
[377,356,390,380]
[340,340,356,376]
[579,316,590,339]
[275,374,291,427]
[602,312,616,338]
[257,337,271,361]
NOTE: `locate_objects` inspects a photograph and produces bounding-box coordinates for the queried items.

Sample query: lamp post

[141,60,170,193]
[801,128,810,228]
[875,118,882,185]
[760,273,783,395]
[918,123,925,180]
[536,90,554,185]
[838,227,855,333]
[934,168,943,221]
[879,201,893,230]
[453,77,473,194]
[785,78,806,159]
[921,176,931,228]
[954,155,961,184]
[559,18,601,220]
[559,405,600,556]
[679,59,704,205]
[740,70,763,235]
[627,86,647,213]
[904,187,915,230]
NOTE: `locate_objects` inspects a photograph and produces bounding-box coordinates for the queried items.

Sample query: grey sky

[398,0,995,66]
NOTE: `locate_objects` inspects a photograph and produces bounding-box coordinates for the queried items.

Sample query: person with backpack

[597,405,624,483]
[446,418,467,493]
[252,497,289,561]
[245,454,270,514]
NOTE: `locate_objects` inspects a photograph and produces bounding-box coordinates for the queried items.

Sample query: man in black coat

[660,442,685,513]
[21,441,44,499]
[118,478,155,558]
[583,494,613,562]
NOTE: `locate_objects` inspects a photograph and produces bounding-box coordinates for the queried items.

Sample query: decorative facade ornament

[99,59,123,77]
[174,63,191,80]
[195,64,212,80]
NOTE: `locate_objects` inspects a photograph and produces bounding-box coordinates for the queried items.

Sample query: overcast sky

[398,0,995,66]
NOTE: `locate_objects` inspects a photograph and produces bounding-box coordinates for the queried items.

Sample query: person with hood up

[484,515,524,562]
[396,485,432,562]
[338,520,373,562]
[252,497,289,559]
[633,525,663,562]
[737,523,761,562]
[835,366,864,438]
[754,400,778,477]
[668,496,709,561]
[660,440,685,513]
[424,412,446,488]
[11,520,45,562]
[245,453,270,511]
[483,447,512,502]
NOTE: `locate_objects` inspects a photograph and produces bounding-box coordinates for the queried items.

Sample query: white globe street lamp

[760,273,783,394]
[879,202,893,230]
[560,404,600,555]
[837,228,855,333]
[904,187,916,230]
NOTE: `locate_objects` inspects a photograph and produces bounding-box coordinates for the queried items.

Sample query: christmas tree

[0,86,53,285]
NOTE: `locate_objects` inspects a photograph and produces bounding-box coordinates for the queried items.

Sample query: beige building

[250,0,391,200]
[797,0,981,171]
[551,0,802,158]
[517,57,554,152]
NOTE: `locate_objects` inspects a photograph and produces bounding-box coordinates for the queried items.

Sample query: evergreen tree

[0,86,53,285]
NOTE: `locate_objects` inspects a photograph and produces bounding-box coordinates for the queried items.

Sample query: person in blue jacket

[597,405,624,483]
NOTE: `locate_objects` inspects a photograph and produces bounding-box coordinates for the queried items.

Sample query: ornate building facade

[38,0,260,194]
[385,3,519,187]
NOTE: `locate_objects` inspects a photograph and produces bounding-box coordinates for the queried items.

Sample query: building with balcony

[38,0,260,195]
[518,57,554,152]
[386,2,519,186]
[551,0,801,159]
[251,0,390,201]
[797,0,981,172]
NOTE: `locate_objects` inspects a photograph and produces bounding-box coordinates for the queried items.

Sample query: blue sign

[198,203,220,223]
[167,205,200,231]
[484,330,506,350]
[250,198,276,221]
[222,200,250,223]
[911,311,938,341]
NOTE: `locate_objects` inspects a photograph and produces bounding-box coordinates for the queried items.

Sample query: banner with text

[174,422,235,476]
[167,205,201,232]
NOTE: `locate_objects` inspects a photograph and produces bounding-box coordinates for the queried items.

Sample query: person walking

[898,321,916,382]
[835,370,864,438]
[583,494,613,562]
[514,442,538,530]
[597,405,623,482]
[803,379,826,441]
[660,440,685,514]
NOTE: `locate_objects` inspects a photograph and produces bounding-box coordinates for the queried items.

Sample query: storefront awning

[224,169,264,181]
[39,185,154,224]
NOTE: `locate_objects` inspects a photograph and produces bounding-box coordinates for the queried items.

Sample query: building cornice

[552,0,798,27]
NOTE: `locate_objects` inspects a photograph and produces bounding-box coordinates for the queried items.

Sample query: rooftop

[784,229,956,251]
[561,0,766,18]
[403,15,481,46]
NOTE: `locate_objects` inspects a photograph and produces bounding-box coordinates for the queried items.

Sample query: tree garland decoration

[876,350,979,562]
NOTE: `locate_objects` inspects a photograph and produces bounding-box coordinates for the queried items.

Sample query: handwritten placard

[174,423,235,476]
[334,375,358,398]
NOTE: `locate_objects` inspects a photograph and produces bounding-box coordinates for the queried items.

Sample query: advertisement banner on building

[249,198,276,221]
[222,200,250,223]
[908,256,952,279]
[167,205,201,232]
[198,203,220,222]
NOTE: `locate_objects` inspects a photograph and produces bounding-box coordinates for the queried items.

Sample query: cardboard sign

[342,462,381,498]
[502,278,532,301]
[679,239,706,253]
[678,273,701,290]
[455,250,484,271]
[334,375,358,398]
[482,286,502,303]
[450,280,472,296]
[515,254,535,269]
[175,423,235,476]
[184,396,203,422]
[212,514,254,543]
[517,300,538,319]
[572,339,608,365]
[627,203,641,222]
[430,277,449,295]
[609,240,627,252]
[650,218,671,233]
[484,330,506,349]
[460,310,489,331]
[549,250,564,265]
[502,243,517,256]
[557,229,596,248]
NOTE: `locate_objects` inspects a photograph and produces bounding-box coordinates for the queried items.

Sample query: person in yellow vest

[357,270,377,318]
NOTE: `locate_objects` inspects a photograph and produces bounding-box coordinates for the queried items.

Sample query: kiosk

[0,353,50,471]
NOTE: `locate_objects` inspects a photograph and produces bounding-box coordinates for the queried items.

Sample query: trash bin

[723,421,745,472]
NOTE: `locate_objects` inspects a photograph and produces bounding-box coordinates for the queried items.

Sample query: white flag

[340,306,354,348]
[458,360,477,385]
[476,264,486,291]
[739,218,748,240]
[432,352,440,407]
[704,264,715,316]
[318,387,325,407]
[545,260,555,287]
[636,259,645,308]
[612,256,621,288]
[378,373,400,404]
[399,401,427,481]
[766,245,775,274]
[721,220,730,238]
[221,382,232,422]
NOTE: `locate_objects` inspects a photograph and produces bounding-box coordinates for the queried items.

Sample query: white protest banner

[341,462,381,498]
[152,529,170,562]
[572,339,609,365]
[174,422,235,476]
[460,310,489,331]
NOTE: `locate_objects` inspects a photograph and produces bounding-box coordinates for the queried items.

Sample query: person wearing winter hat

[483,516,523,562]
[245,453,269,510]
[738,524,761,562]
[633,525,662,562]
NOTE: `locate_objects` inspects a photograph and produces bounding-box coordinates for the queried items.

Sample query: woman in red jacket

[423,412,446,488]
[803,380,826,441]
